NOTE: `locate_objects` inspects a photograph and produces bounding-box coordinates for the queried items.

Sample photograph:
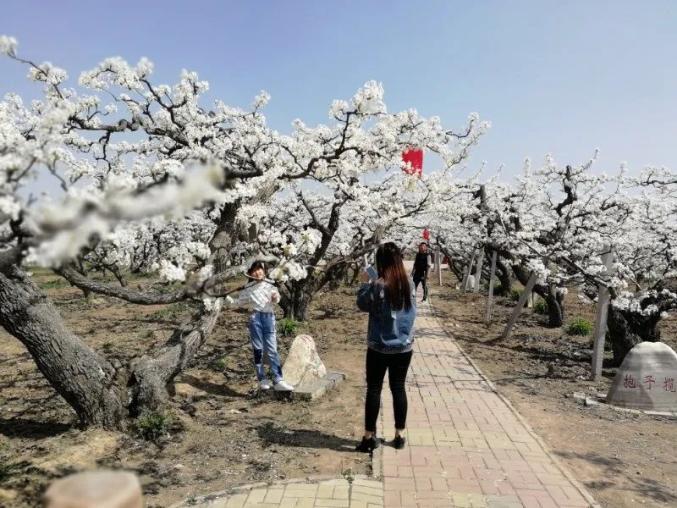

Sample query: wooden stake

[438,251,443,286]
[462,251,477,291]
[592,248,614,380]
[485,250,498,322]
[473,249,485,293]
[501,272,537,339]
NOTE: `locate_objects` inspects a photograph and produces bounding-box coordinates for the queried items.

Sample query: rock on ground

[607,341,677,412]
[282,335,327,386]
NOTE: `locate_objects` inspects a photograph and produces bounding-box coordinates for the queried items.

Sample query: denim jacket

[356,280,416,353]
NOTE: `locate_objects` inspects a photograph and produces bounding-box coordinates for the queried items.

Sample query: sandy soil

[430,273,677,508]
[0,273,370,507]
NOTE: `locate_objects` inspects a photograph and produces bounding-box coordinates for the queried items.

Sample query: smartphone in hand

[365,265,378,281]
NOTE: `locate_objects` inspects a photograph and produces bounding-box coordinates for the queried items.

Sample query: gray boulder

[606,341,677,412]
[282,334,327,386]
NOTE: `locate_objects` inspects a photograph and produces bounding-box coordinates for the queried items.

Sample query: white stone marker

[606,342,677,412]
[592,248,614,379]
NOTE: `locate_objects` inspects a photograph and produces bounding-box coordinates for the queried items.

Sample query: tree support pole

[485,250,498,323]
[501,272,537,339]
[592,248,614,380]
[473,248,485,293]
[462,251,477,291]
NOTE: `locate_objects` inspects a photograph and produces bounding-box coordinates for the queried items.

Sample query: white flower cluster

[0,35,17,56]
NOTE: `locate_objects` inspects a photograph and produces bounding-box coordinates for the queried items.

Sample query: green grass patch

[278,317,299,337]
[566,317,593,336]
[533,299,548,315]
[209,356,228,372]
[38,278,69,290]
[136,410,173,442]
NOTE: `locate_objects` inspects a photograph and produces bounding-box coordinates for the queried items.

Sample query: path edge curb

[168,473,379,508]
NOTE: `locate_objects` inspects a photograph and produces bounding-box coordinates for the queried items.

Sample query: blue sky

[2,0,676,179]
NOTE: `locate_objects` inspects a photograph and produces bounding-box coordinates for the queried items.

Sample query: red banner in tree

[402,148,423,176]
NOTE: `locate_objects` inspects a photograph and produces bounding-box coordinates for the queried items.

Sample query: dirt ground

[430,273,677,508]
[0,272,371,507]
[2,270,676,508]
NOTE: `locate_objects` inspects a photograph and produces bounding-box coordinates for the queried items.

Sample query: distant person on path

[412,242,432,301]
[227,261,294,392]
[355,242,416,452]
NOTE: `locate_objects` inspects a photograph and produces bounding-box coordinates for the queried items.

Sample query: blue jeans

[248,311,283,382]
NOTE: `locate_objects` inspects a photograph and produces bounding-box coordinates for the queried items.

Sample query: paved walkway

[176,302,598,508]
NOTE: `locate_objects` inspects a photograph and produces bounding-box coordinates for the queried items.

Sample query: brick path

[377,303,597,507]
[175,302,598,508]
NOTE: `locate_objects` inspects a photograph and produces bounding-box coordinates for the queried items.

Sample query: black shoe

[393,435,406,450]
[355,436,380,453]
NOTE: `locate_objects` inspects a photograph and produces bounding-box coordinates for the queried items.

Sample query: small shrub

[567,318,593,336]
[278,318,299,337]
[136,411,173,441]
[533,299,548,315]
[210,356,228,372]
[510,289,522,302]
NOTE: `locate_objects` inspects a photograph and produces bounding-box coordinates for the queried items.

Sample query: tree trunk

[0,268,127,428]
[0,266,222,428]
[607,305,661,366]
[281,279,315,322]
[494,259,511,296]
[129,306,220,414]
[512,264,564,327]
[349,264,361,286]
[544,290,564,327]
[209,202,240,273]
[110,266,127,287]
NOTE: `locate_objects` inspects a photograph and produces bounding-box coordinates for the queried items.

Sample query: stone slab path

[175,302,598,508]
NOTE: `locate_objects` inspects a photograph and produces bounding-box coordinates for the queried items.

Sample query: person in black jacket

[412,242,432,301]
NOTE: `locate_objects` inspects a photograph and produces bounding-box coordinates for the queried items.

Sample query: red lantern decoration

[422,228,430,241]
[402,148,423,176]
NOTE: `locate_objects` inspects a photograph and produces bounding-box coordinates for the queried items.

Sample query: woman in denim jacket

[355,242,416,452]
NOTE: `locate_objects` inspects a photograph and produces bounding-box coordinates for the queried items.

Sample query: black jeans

[364,348,413,433]
[413,275,428,300]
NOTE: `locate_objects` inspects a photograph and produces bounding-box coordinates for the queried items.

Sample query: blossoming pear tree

[0,35,487,427]
[425,151,677,363]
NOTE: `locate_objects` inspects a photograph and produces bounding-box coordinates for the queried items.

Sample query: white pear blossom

[0,35,17,56]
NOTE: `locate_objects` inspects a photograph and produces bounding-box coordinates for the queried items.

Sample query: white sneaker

[259,379,272,390]
[273,379,294,391]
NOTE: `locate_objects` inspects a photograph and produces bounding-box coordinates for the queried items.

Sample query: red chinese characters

[623,374,638,389]
[624,374,677,392]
